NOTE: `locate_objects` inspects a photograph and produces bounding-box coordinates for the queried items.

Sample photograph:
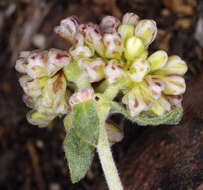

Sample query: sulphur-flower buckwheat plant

[16,12,187,190]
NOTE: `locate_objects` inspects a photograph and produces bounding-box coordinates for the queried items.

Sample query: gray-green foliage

[64,129,95,183]
[109,101,183,126]
[64,100,100,183]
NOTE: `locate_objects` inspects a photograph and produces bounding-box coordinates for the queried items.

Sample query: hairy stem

[97,123,123,190]
[97,105,123,190]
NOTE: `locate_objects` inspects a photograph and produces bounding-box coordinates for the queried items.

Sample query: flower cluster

[16,12,187,129]
[16,49,70,127]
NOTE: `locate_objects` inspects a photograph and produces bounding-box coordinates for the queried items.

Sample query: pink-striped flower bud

[15,51,31,73]
[26,110,55,128]
[151,95,171,116]
[19,75,48,97]
[84,24,105,56]
[124,36,145,61]
[74,32,85,47]
[166,95,183,107]
[162,75,186,95]
[155,55,188,76]
[23,94,35,109]
[122,12,140,26]
[105,60,125,84]
[143,75,165,100]
[16,49,71,79]
[47,48,71,76]
[134,19,157,47]
[100,16,121,33]
[26,50,48,79]
[147,50,168,72]
[78,58,105,82]
[69,88,94,107]
[103,32,123,59]
[106,121,124,145]
[69,46,94,59]
[36,72,68,115]
[122,86,150,116]
[128,58,149,82]
[54,16,80,43]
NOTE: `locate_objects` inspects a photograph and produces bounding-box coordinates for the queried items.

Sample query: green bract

[16,12,187,186]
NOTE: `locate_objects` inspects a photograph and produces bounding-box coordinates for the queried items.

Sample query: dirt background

[0,0,203,190]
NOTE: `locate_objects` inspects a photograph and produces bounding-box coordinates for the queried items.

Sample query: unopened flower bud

[54,16,79,43]
[69,88,94,107]
[117,24,134,42]
[155,55,188,76]
[47,48,71,76]
[36,72,68,115]
[134,19,157,47]
[162,75,186,95]
[105,60,124,84]
[15,51,31,73]
[124,36,145,61]
[147,50,168,72]
[143,75,165,100]
[166,95,183,107]
[19,75,48,97]
[74,32,85,47]
[69,46,94,59]
[100,16,120,33]
[16,49,71,79]
[26,50,48,79]
[26,110,55,127]
[122,12,140,26]
[78,58,105,82]
[23,94,35,108]
[84,24,105,56]
[103,32,123,59]
[122,86,150,116]
[106,122,124,145]
[151,95,171,116]
[128,58,149,82]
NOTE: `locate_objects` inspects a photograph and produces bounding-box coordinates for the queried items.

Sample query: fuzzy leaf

[109,101,183,126]
[72,100,100,146]
[64,129,95,183]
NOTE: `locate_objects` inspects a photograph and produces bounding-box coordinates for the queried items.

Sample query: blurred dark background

[0,0,203,190]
